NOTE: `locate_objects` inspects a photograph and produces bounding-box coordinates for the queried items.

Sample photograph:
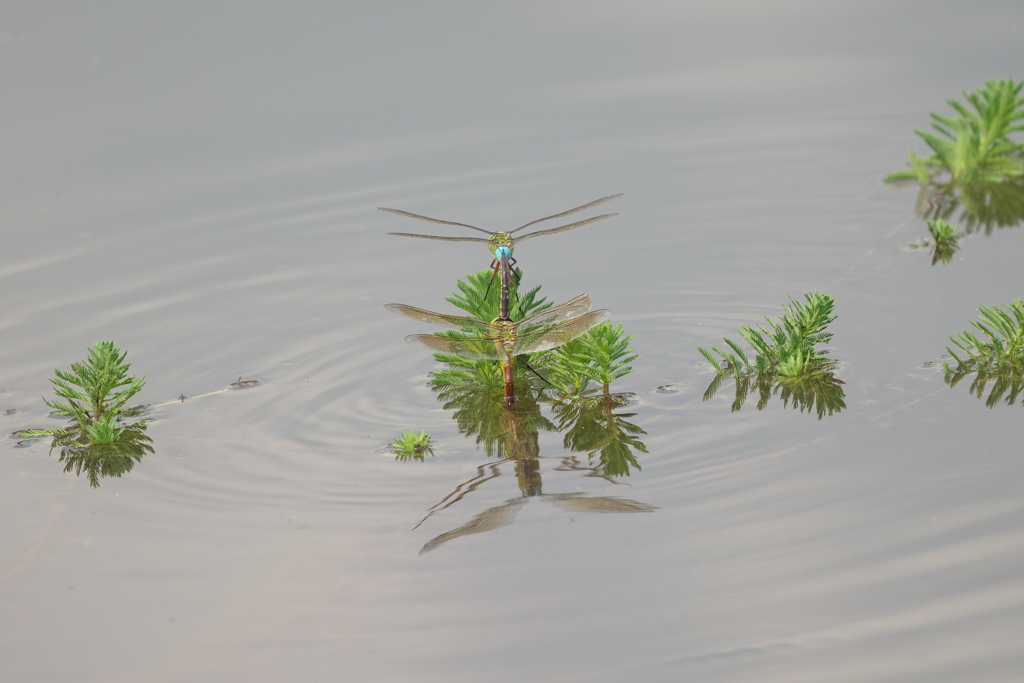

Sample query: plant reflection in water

[15,410,155,488]
[48,421,155,488]
[702,369,846,419]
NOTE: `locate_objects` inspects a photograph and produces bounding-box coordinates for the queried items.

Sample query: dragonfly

[385,294,610,405]
[380,193,623,311]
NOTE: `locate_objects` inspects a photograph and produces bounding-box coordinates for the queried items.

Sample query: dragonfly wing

[405,334,503,360]
[511,193,623,233]
[386,232,491,244]
[378,207,492,235]
[512,309,612,355]
[516,294,592,329]
[385,304,491,332]
[512,213,619,243]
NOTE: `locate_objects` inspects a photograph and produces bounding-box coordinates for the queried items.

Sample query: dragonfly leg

[520,358,550,386]
[475,259,501,314]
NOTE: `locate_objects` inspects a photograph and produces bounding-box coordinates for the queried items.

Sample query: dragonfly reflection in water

[385,294,610,405]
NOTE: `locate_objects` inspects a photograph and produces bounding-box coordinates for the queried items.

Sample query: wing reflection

[415,393,654,554]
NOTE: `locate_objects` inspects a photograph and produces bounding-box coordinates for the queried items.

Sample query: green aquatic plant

[928,218,960,242]
[886,80,1024,234]
[389,429,435,461]
[421,267,548,401]
[18,341,146,443]
[14,341,152,486]
[914,218,962,265]
[945,299,1024,371]
[943,299,1024,408]
[698,292,837,378]
[698,292,845,418]
[942,296,1024,405]
[545,321,637,398]
[886,79,1024,187]
[444,266,547,323]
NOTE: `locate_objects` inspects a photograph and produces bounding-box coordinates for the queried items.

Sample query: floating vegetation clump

[17,341,153,486]
[909,218,963,265]
[698,292,845,418]
[944,299,1024,407]
[389,429,434,461]
[19,341,147,442]
[885,79,1024,187]
[886,79,1024,234]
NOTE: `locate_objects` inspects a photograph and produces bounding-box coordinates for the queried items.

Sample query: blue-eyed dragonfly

[380,194,623,318]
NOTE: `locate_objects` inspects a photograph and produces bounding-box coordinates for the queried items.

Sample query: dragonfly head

[488,233,514,255]
[493,245,512,261]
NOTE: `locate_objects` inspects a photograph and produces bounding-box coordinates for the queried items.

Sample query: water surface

[3,3,1023,681]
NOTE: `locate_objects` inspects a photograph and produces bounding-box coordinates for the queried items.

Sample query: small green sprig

[921,218,962,265]
[698,292,837,379]
[928,218,960,242]
[390,429,434,461]
[943,300,1024,408]
[945,299,1024,371]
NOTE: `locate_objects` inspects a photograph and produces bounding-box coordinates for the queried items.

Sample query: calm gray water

[3,3,1023,681]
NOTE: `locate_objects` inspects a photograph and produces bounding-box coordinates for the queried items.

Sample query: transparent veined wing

[511,213,619,243]
[384,303,492,332]
[381,194,622,246]
[383,232,491,244]
[512,309,611,355]
[403,333,505,361]
[378,207,492,235]
[510,193,623,234]
[515,294,593,331]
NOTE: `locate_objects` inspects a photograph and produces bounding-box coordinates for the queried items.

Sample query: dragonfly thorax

[488,319,516,335]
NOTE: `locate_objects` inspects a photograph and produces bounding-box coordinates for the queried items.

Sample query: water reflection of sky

[3,2,1024,681]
